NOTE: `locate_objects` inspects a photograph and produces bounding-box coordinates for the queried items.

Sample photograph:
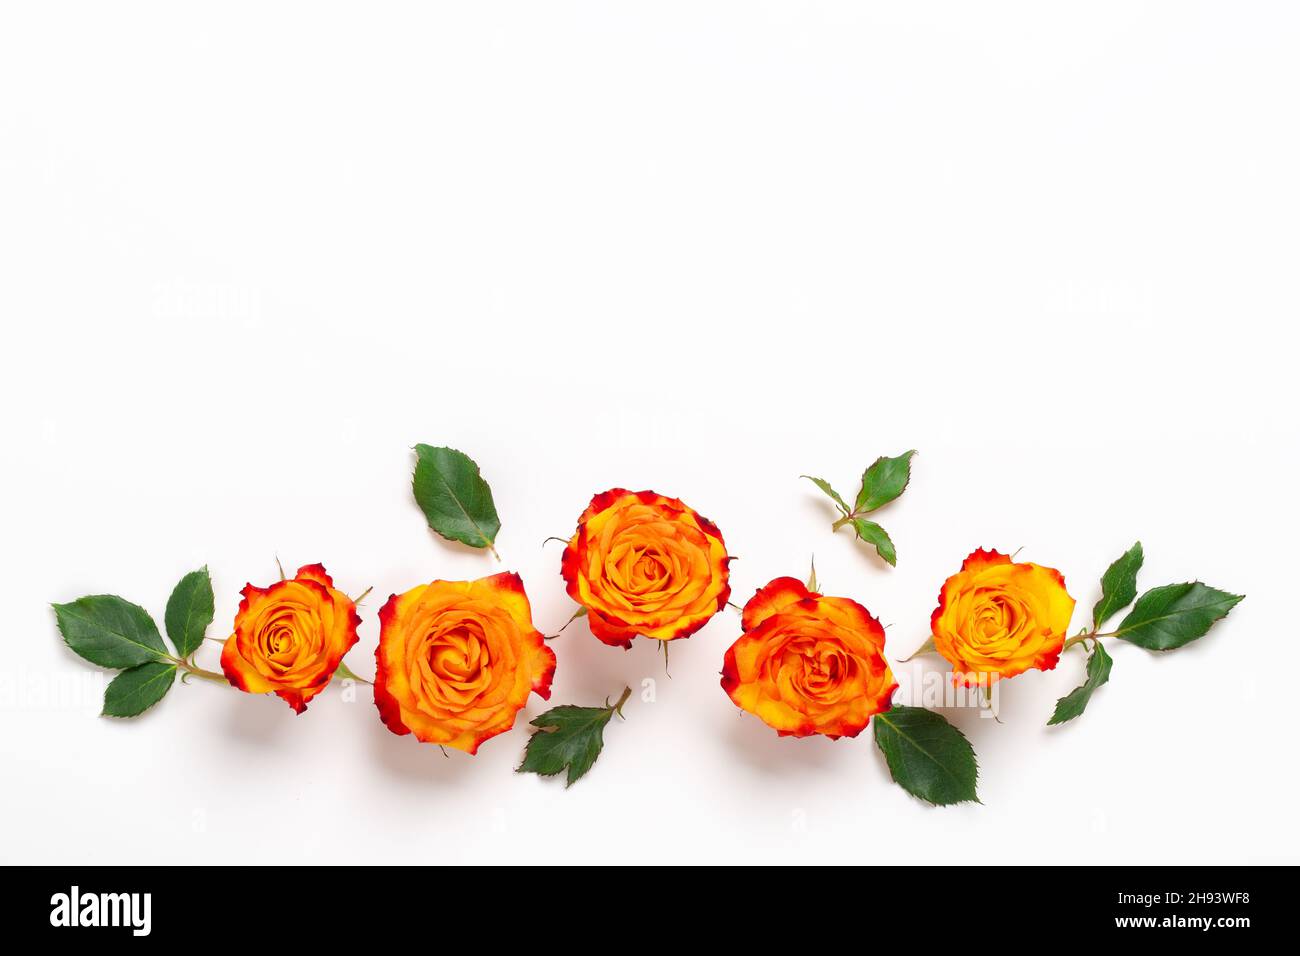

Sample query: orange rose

[220,563,361,714]
[931,548,1075,684]
[373,572,556,754]
[721,577,897,738]
[561,489,730,649]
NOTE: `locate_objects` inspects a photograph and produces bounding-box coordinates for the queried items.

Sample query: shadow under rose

[365,720,496,786]
[219,688,299,747]
[358,680,533,787]
[723,708,853,776]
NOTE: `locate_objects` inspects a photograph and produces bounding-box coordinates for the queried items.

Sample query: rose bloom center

[417,620,492,703]
[971,594,1028,646]
[777,636,855,704]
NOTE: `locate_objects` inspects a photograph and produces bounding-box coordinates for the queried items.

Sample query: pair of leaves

[1047,541,1145,724]
[53,567,215,717]
[1094,541,1243,649]
[412,445,501,556]
[804,450,915,566]
[517,689,630,786]
[873,705,979,806]
[1050,542,1243,725]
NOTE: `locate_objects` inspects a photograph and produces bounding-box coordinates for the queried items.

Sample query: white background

[2,2,1296,865]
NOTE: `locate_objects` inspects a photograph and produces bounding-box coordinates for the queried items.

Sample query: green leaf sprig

[803,450,915,566]
[1048,542,1243,725]
[517,687,631,786]
[53,566,225,717]
[412,445,501,558]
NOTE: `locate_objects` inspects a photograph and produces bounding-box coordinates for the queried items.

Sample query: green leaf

[1115,582,1244,651]
[873,705,979,806]
[164,566,214,657]
[518,691,627,786]
[1093,541,1143,630]
[802,475,849,515]
[855,450,916,513]
[412,445,501,554]
[851,518,897,566]
[53,596,168,669]
[103,661,176,717]
[1048,642,1113,725]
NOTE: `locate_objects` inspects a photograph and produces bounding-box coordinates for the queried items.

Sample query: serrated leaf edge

[517,703,617,788]
[102,662,177,718]
[413,444,500,553]
[1047,642,1113,726]
[1092,541,1144,630]
[801,475,849,516]
[851,517,897,567]
[873,706,980,807]
[52,598,167,666]
[165,566,213,657]
[1113,581,1245,650]
[856,449,917,514]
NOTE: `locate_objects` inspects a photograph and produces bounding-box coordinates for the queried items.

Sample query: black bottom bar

[6,865,1288,941]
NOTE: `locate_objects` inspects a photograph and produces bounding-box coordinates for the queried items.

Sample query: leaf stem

[1063,629,1118,652]
[608,686,632,718]
[185,668,229,684]
[167,655,229,684]
[832,508,879,531]
[544,607,588,641]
